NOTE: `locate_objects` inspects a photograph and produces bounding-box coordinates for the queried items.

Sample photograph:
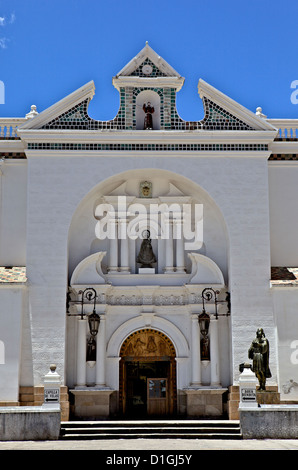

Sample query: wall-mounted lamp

[200,287,230,321]
[88,310,100,337]
[67,287,100,335]
[198,310,210,335]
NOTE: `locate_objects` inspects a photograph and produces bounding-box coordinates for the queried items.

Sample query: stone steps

[60,419,242,440]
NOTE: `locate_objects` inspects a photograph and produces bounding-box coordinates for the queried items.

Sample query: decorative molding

[198,79,277,132]
[106,315,189,358]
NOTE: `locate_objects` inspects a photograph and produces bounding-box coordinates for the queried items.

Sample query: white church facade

[0,44,298,421]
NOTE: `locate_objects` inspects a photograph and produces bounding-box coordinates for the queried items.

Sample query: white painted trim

[70,252,107,285]
[24,150,272,159]
[0,140,25,152]
[112,76,184,91]
[188,253,225,285]
[268,160,298,167]
[18,129,277,145]
[269,141,298,153]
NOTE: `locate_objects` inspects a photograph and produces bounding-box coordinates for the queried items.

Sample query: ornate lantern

[88,310,100,337]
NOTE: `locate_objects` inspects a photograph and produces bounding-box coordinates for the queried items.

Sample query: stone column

[95,315,106,387]
[210,317,221,386]
[174,219,185,272]
[164,219,174,273]
[76,318,87,387]
[108,219,118,273]
[119,218,130,273]
[191,314,201,385]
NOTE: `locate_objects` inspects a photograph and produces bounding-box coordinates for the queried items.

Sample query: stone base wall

[240,406,298,439]
[184,389,227,418]
[0,386,69,421]
[0,406,61,441]
[70,389,114,420]
[228,385,280,419]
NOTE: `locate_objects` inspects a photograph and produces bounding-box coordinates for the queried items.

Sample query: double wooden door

[119,329,177,418]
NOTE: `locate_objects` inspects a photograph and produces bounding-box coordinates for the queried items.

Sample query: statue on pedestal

[248,328,271,391]
[137,230,156,268]
[143,102,154,130]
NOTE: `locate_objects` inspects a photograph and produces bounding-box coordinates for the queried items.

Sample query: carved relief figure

[248,328,272,391]
[147,336,157,353]
[121,330,175,359]
[140,181,152,198]
[134,337,146,355]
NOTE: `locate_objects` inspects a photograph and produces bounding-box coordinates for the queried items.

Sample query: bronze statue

[143,102,154,129]
[248,328,271,391]
[137,230,156,268]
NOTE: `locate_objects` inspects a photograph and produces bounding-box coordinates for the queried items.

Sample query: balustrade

[0,118,26,138]
[268,119,298,139]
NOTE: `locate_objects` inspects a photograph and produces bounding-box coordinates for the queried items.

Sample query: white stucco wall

[25,152,275,387]
[0,160,27,267]
[268,162,298,266]
[272,287,298,400]
[0,285,25,401]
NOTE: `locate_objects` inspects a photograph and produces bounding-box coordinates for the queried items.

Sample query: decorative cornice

[198,79,277,132]
[112,76,185,91]
[18,81,95,131]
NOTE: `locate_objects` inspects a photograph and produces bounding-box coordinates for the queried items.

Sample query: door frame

[119,328,177,418]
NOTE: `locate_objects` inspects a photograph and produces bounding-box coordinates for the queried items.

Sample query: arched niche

[67,168,229,283]
[136,90,160,130]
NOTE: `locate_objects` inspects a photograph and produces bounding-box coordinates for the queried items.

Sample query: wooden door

[147,378,168,416]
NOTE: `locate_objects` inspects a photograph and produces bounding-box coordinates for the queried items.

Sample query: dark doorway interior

[124,361,170,418]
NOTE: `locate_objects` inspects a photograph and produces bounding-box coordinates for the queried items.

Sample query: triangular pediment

[198,79,276,131]
[18,80,95,130]
[16,51,277,134]
[115,42,182,79]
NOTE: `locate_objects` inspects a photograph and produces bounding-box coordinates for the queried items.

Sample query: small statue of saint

[248,328,271,391]
[137,230,156,268]
[143,102,154,130]
[86,337,96,362]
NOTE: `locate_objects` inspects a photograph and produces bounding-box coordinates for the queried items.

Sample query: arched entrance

[119,329,177,418]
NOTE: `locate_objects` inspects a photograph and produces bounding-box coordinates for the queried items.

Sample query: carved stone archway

[119,329,177,418]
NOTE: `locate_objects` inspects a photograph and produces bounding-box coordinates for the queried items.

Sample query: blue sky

[1,0,298,120]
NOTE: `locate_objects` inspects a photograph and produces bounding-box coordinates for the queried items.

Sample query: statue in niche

[201,335,210,361]
[248,328,272,391]
[86,337,96,362]
[143,102,154,129]
[137,230,156,268]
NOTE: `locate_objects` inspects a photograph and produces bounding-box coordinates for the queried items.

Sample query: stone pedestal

[238,364,258,409]
[70,388,114,419]
[184,388,227,417]
[227,385,280,420]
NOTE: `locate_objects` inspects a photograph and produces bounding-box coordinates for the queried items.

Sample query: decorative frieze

[27,142,268,152]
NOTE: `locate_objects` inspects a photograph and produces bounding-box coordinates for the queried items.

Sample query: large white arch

[67,168,230,283]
